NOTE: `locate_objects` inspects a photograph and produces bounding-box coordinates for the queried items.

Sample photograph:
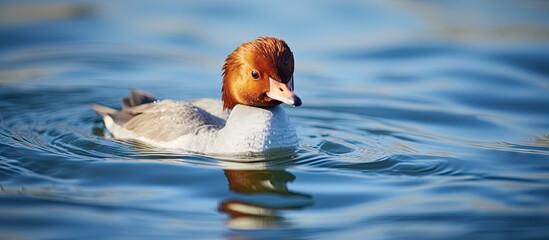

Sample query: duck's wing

[93,90,225,142]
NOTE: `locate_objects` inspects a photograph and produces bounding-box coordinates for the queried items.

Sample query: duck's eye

[251,70,260,80]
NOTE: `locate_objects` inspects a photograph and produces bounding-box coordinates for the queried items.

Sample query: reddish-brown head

[222,37,301,110]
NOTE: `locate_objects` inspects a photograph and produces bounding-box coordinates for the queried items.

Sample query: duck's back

[118,100,225,142]
[93,90,226,143]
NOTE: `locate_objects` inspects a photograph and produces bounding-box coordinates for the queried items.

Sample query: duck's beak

[266,76,302,107]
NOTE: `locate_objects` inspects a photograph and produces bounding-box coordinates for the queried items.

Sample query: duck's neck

[220,105,298,154]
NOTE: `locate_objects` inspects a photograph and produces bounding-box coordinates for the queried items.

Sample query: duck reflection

[219,168,313,230]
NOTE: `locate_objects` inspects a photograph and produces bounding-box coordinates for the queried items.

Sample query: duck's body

[93,37,302,156]
[93,94,297,155]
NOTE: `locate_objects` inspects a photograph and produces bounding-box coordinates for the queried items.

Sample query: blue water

[1,1,549,239]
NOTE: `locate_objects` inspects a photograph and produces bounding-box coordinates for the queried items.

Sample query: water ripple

[1,1,549,238]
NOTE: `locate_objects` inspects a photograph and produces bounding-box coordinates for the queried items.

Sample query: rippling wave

[1,0,549,239]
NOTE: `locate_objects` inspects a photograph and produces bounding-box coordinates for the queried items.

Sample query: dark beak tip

[293,96,302,107]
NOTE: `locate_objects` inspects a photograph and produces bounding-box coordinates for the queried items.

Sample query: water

[1,1,549,239]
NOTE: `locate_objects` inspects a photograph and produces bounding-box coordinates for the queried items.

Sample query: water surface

[1,1,549,239]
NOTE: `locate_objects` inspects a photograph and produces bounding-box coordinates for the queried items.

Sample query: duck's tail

[92,104,117,117]
[92,89,157,125]
[122,89,156,110]
[92,89,156,115]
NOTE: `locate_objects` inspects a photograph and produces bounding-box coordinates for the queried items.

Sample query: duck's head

[222,37,302,110]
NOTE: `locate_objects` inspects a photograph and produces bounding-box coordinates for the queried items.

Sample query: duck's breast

[216,105,298,154]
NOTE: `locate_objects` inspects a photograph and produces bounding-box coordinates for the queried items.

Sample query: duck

[92,37,302,156]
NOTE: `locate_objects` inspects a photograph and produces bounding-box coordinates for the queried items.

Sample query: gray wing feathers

[93,90,225,142]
